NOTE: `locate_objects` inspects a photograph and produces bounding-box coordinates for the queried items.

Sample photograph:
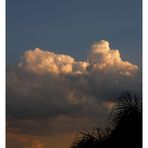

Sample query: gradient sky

[7,0,142,66]
[6,0,142,148]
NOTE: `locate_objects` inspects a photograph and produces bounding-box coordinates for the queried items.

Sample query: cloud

[13,135,44,148]
[17,138,44,148]
[18,40,137,77]
[88,40,138,75]
[24,140,44,148]
[7,40,141,137]
[19,48,88,75]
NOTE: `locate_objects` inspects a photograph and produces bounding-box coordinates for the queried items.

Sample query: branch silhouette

[70,92,142,148]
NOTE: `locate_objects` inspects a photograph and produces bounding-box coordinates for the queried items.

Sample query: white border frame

[0,0,6,147]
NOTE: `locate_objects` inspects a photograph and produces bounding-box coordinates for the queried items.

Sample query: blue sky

[7,0,141,64]
[7,0,142,66]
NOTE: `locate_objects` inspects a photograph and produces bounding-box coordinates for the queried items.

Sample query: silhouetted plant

[108,92,142,148]
[71,125,111,148]
[110,92,142,127]
[70,92,142,148]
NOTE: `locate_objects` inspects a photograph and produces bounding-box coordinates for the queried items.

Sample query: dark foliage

[71,126,111,148]
[70,92,142,148]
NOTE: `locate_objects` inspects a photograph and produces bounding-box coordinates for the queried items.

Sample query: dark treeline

[70,92,142,148]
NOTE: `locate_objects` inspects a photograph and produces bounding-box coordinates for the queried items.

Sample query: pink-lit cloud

[7,40,141,141]
[19,40,137,77]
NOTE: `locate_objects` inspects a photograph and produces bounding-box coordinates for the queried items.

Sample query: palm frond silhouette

[71,126,111,148]
[70,92,142,148]
[110,92,141,126]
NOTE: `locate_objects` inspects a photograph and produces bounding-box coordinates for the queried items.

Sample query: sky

[7,0,142,66]
[6,0,142,148]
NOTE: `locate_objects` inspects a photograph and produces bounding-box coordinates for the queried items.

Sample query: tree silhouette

[107,92,142,148]
[71,126,111,148]
[70,92,142,148]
